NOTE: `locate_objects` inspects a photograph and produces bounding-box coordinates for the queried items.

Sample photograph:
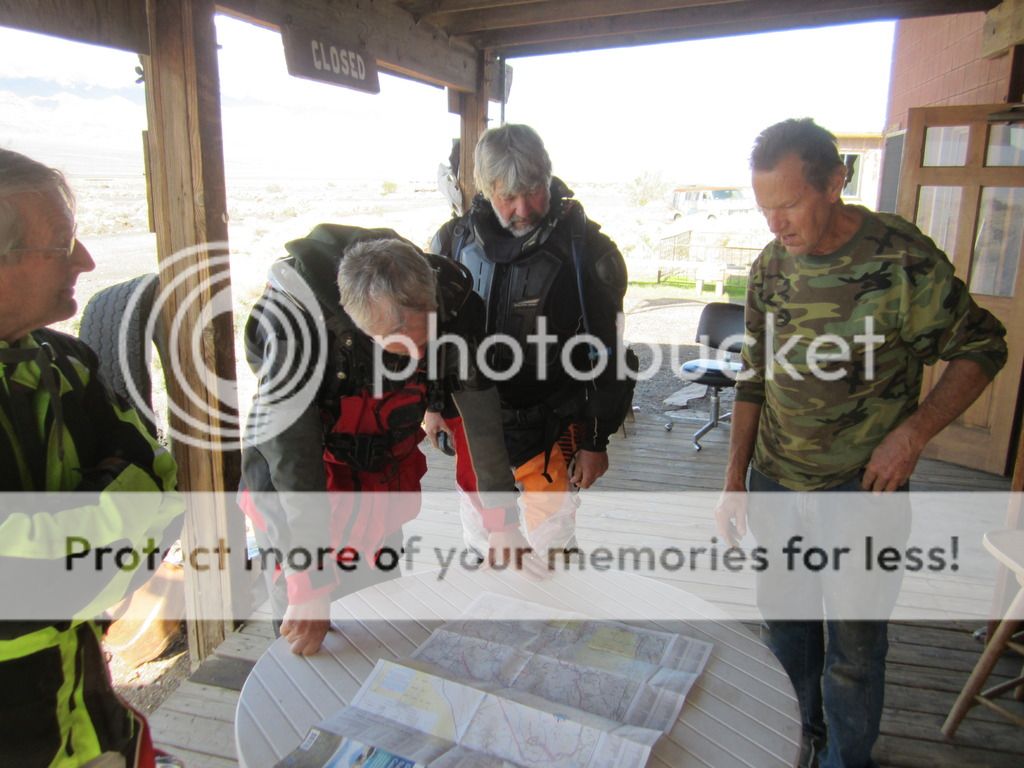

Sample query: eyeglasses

[4,227,78,262]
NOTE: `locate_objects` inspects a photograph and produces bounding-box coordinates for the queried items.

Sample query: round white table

[235,567,800,767]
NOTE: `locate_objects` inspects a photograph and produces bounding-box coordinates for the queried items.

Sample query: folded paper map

[276,593,712,768]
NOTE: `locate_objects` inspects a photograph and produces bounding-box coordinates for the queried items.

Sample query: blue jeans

[761,617,887,768]
[748,468,906,768]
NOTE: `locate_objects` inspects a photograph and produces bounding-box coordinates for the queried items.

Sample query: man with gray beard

[429,124,634,559]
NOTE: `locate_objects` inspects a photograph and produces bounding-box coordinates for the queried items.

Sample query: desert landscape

[52,171,772,449]
[64,172,771,304]
[60,171,771,417]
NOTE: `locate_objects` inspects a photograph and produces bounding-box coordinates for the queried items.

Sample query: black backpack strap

[34,329,89,390]
[34,329,111,475]
[568,203,592,337]
[451,220,469,263]
[0,331,95,489]
[0,393,26,489]
[38,329,165,485]
[0,353,48,490]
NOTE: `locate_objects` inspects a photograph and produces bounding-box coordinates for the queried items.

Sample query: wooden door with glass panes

[897,105,1024,475]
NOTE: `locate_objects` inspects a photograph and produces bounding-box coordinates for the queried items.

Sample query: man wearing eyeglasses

[0,148,182,767]
[0,188,85,334]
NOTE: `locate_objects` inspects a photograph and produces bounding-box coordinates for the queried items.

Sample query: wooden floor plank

[155,681,239,720]
[188,655,256,691]
[149,707,238,760]
[883,685,1009,724]
[238,619,276,640]
[886,638,1020,674]
[213,632,275,664]
[151,744,237,768]
[881,706,1024,751]
[151,412,1019,766]
[874,734,1023,768]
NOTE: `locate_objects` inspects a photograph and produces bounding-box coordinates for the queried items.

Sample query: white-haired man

[0,148,181,766]
[240,227,544,656]
[429,124,634,558]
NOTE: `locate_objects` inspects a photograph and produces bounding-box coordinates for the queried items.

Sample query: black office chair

[679,302,746,451]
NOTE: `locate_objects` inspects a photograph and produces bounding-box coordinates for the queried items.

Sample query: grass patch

[629,274,748,301]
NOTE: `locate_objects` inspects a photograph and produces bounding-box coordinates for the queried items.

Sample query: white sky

[0,15,895,184]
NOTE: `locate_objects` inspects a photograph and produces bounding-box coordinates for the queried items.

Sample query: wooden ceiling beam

[434,0,739,36]
[405,0,547,17]
[217,0,479,92]
[471,0,999,56]
[0,0,149,53]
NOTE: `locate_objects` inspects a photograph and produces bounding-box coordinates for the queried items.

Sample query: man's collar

[0,334,37,352]
[473,176,575,240]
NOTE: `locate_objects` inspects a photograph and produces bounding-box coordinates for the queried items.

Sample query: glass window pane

[986,124,1024,167]
[841,153,861,198]
[923,125,969,166]
[915,186,961,255]
[971,187,1024,297]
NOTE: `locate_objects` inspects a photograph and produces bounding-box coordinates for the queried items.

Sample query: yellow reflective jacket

[0,329,180,767]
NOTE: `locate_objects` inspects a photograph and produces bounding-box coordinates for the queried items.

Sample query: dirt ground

[624,285,707,415]
[109,630,190,716]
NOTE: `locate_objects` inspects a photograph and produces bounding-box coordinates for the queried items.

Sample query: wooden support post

[143,0,245,664]
[987,421,1024,639]
[456,50,492,211]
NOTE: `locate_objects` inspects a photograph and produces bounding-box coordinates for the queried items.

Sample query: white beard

[494,208,536,237]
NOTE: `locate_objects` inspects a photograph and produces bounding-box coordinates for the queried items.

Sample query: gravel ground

[108,630,190,716]
[623,284,732,417]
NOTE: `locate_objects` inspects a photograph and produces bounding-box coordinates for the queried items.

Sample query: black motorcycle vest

[451,213,584,382]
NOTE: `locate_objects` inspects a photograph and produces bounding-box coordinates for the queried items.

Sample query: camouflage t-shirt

[735,206,1007,490]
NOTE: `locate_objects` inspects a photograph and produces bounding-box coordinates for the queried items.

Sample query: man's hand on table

[487,528,552,580]
[281,594,331,655]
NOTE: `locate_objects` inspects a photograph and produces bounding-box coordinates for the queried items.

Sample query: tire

[79,274,162,437]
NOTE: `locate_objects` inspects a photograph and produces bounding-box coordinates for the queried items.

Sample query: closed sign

[281,25,380,94]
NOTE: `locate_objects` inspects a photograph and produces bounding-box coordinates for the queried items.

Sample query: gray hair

[0,148,74,259]
[337,238,437,331]
[750,118,844,193]
[473,124,552,199]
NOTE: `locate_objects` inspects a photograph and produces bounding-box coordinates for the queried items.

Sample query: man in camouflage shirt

[716,118,1006,768]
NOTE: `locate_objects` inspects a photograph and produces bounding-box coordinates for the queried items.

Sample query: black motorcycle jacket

[432,179,632,452]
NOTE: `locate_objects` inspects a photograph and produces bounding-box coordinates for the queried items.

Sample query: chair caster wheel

[664,422,673,432]
[693,444,702,452]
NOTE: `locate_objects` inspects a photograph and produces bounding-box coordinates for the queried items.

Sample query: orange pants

[449,417,579,551]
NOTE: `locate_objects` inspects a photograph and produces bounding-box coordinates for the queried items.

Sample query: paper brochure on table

[275,593,712,768]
